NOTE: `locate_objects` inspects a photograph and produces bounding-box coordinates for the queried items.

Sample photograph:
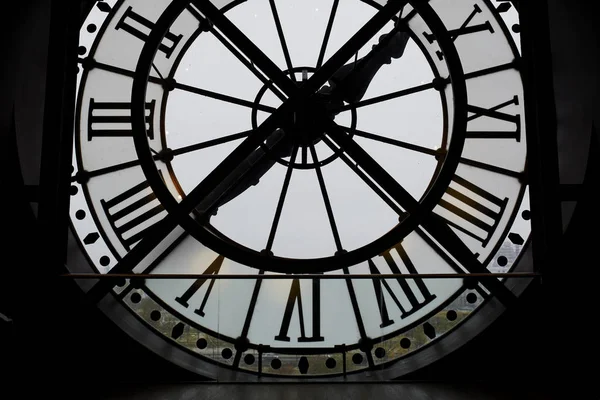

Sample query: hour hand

[326,20,410,104]
[196,128,294,217]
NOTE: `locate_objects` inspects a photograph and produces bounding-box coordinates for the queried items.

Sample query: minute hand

[327,24,410,104]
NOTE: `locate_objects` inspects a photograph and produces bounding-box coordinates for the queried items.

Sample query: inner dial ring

[133,0,468,273]
[251,66,359,170]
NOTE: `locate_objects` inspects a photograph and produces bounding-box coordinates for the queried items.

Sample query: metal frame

[518,0,561,277]
[37,0,81,272]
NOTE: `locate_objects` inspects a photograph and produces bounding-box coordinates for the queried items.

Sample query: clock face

[68,0,532,379]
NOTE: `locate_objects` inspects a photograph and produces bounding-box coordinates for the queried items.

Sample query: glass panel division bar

[61,273,540,280]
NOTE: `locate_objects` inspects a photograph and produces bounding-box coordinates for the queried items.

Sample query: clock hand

[203,29,411,216]
[196,128,294,216]
[326,18,411,105]
[194,0,407,98]
[194,5,410,217]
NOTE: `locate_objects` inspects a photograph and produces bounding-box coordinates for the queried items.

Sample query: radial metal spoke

[208,23,288,102]
[338,127,523,179]
[459,157,523,179]
[151,62,165,80]
[170,130,252,157]
[268,0,296,81]
[321,135,403,216]
[338,80,437,112]
[173,81,276,112]
[265,146,299,252]
[309,145,343,252]
[192,0,297,96]
[74,159,144,180]
[316,0,340,68]
[232,269,265,368]
[342,266,375,368]
[78,58,163,85]
[185,3,288,101]
[75,131,251,179]
[339,125,440,156]
[78,57,276,112]
[326,121,420,215]
[464,61,518,81]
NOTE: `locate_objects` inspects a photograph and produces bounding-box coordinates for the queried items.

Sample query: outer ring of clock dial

[130,0,469,273]
[114,277,487,378]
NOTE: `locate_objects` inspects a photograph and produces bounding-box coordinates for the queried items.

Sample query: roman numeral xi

[175,255,225,318]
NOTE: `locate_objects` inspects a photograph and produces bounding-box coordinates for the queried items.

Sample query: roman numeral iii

[88,99,156,140]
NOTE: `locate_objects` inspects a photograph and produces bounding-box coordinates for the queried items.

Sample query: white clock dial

[68,0,531,379]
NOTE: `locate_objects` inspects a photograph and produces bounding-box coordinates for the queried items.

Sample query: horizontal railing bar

[61,272,540,280]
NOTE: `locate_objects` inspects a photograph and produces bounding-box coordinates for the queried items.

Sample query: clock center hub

[252,66,357,170]
[281,94,335,147]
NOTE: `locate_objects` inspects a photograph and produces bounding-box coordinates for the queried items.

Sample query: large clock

[68,0,532,380]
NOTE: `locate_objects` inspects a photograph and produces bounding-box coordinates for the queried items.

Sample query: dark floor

[59,382,566,400]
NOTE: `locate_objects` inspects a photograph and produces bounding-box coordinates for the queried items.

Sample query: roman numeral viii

[88,99,156,140]
[274,278,324,342]
[370,243,436,328]
[101,180,165,251]
[437,175,508,247]
[175,255,224,317]
[424,4,494,60]
[115,6,183,58]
